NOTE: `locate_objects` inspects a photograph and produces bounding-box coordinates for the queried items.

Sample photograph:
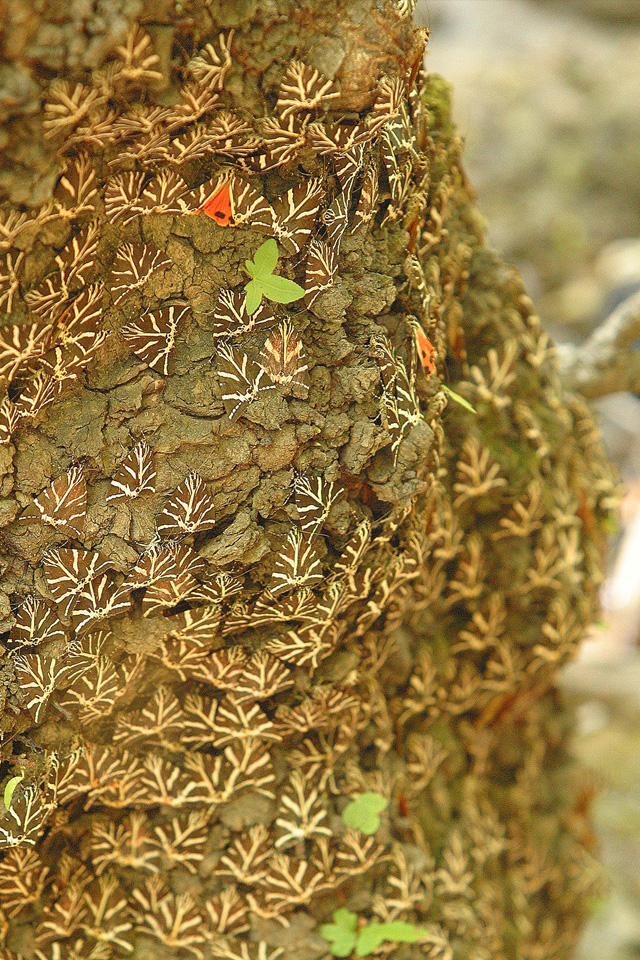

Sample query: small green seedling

[341,792,388,835]
[320,908,359,958]
[320,909,431,957]
[243,239,305,314]
[444,385,476,414]
[356,921,430,955]
[3,776,23,811]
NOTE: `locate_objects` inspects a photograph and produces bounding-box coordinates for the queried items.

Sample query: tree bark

[0,2,616,960]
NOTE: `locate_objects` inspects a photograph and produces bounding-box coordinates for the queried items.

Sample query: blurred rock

[594,394,640,480]
[548,273,606,332]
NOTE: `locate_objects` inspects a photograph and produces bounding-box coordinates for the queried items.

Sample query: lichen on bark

[0,2,616,960]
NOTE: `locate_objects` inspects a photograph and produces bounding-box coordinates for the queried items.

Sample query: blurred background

[416,1,640,957]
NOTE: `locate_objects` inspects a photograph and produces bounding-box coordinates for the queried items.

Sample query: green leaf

[259,274,305,304]
[320,908,358,957]
[356,921,430,956]
[3,776,23,811]
[251,238,279,277]
[444,385,476,413]
[244,280,263,315]
[341,792,388,835]
[244,259,256,278]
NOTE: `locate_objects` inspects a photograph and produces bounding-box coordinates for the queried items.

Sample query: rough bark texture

[0,2,616,960]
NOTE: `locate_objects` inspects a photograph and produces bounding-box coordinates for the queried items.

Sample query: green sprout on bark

[320,908,430,957]
[3,775,23,811]
[243,239,305,314]
[444,385,476,413]
[341,792,388,835]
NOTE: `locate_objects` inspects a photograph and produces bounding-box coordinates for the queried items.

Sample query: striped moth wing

[121,303,188,375]
[107,440,156,503]
[271,528,323,596]
[110,242,172,306]
[259,320,309,397]
[156,471,217,538]
[293,473,345,540]
[22,466,87,538]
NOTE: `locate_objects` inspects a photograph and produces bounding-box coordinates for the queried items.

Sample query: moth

[65,110,120,153]
[55,282,103,347]
[226,177,274,229]
[308,122,369,195]
[304,240,338,308]
[165,80,221,131]
[112,105,171,140]
[293,474,345,540]
[52,156,99,221]
[227,177,324,254]
[40,342,104,396]
[257,115,309,171]
[366,76,405,138]
[69,574,132,634]
[142,571,201,617]
[121,303,188,375]
[22,465,87,538]
[43,80,107,139]
[276,60,340,119]
[107,440,156,503]
[168,126,217,167]
[0,209,31,250]
[9,597,66,648]
[259,320,309,396]
[202,182,233,225]
[271,528,324,596]
[199,111,258,158]
[187,32,234,91]
[180,178,232,225]
[25,223,100,319]
[333,518,372,581]
[194,572,243,604]
[323,194,350,250]
[43,547,113,615]
[0,320,52,385]
[0,250,25,313]
[14,372,59,421]
[351,160,380,233]
[207,288,273,339]
[112,129,171,168]
[104,171,147,224]
[266,624,331,669]
[109,243,172,306]
[249,590,318,629]
[169,606,222,646]
[138,171,189,215]
[270,179,324,254]
[156,471,217,538]
[218,343,275,420]
[110,24,163,90]
[409,320,436,374]
[376,341,422,464]
[61,655,120,724]
[14,654,72,723]
[0,396,21,445]
[123,542,199,591]
[234,651,294,703]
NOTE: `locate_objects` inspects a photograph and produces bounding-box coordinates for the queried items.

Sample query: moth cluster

[0,448,414,957]
[0,17,455,960]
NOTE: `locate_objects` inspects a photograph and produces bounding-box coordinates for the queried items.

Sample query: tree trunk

[0,2,616,960]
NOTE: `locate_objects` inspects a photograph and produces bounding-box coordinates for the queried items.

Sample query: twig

[556,289,640,398]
